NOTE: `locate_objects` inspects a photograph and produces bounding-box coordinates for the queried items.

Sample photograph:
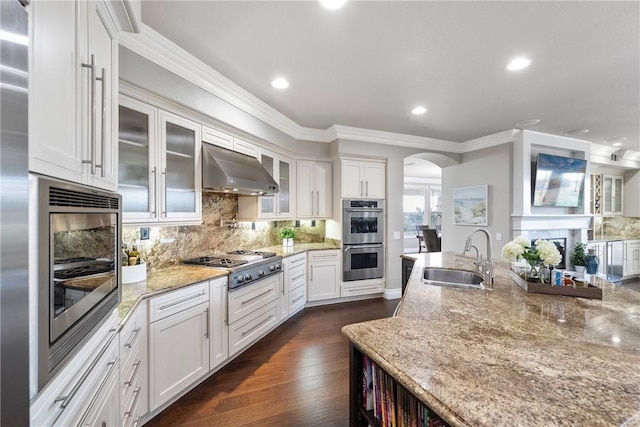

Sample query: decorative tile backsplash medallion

[122,193,329,270]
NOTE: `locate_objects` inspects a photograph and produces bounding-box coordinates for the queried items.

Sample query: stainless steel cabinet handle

[292,274,305,282]
[360,181,363,196]
[125,360,141,386]
[310,190,314,215]
[124,387,142,418]
[96,67,106,177]
[292,295,305,304]
[54,332,116,409]
[241,315,274,337]
[366,181,369,196]
[316,190,320,215]
[240,289,273,305]
[162,168,167,217]
[74,357,119,427]
[205,307,210,338]
[310,265,313,281]
[151,166,157,216]
[81,54,97,175]
[159,291,205,310]
[124,327,141,349]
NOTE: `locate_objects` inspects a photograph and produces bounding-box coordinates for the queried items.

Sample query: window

[403,189,425,237]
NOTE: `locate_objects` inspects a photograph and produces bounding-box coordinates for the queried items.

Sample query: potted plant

[279,227,296,247]
[570,242,587,277]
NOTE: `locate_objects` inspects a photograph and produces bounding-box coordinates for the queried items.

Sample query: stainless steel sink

[421,267,485,290]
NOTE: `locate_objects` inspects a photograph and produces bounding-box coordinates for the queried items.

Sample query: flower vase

[282,238,293,247]
[526,260,540,282]
[585,249,599,274]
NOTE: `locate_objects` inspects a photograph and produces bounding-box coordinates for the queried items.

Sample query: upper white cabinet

[118,95,202,225]
[202,126,258,158]
[341,160,385,199]
[30,0,118,191]
[238,149,294,219]
[297,161,332,218]
[603,174,623,216]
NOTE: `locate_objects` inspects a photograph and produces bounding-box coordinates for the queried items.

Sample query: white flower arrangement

[501,236,562,268]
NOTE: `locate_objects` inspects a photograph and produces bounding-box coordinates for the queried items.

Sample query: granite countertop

[119,265,229,324]
[343,252,640,426]
[118,243,341,324]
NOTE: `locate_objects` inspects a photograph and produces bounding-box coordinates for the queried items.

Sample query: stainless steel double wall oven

[342,199,384,281]
[30,176,121,391]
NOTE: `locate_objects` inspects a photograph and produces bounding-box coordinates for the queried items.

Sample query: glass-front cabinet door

[118,97,157,222]
[603,174,623,215]
[258,150,293,218]
[159,111,201,222]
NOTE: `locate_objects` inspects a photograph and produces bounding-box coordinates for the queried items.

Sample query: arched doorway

[403,157,442,253]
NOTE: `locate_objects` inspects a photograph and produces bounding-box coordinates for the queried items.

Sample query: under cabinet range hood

[202,143,278,195]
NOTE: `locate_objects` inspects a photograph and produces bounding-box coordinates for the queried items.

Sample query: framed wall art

[453,185,488,226]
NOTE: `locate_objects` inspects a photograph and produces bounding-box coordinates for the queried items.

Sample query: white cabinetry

[624,240,640,277]
[284,253,307,317]
[209,277,229,372]
[297,161,332,218]
[238,149,294,219]
[603,174,623,216]
[227,274,281,357]
[202,126,258,158]
[119,301,148,427]
[341,160,385,199]
[31,311,119,427]
[148,282,210,411]
[341,278,385,298]
[118,96,202,225]
[30,0,118,191]
[308,250,341,301]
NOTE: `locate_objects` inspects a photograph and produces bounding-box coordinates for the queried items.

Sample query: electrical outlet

[393,231,401,240]
[140,227,150,240]
[496,232,502,241]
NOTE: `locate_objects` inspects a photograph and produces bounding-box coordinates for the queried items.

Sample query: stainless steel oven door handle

[344,208,383,213]
[344,244,383,252]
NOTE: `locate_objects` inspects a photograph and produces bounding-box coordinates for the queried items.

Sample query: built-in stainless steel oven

[30,175,121,392]
[342,199,384,244]
[343,243,384,281]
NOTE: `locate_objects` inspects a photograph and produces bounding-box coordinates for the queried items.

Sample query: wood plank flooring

[145,298,399,427]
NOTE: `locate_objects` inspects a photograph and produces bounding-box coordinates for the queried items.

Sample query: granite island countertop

[343,252,640,426]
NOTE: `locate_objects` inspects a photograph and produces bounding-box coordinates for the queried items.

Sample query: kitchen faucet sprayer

[463,228,494,289]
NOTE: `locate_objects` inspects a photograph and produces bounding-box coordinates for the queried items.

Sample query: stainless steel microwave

[29,175,121,392]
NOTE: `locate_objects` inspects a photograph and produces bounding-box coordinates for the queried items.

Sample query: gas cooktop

[183,256,249,269]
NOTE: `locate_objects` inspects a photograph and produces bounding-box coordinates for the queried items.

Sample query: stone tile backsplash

[122,193,330,270]
[593,216,640,239]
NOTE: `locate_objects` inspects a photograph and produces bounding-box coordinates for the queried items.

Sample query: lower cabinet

[120,300,148,427]
[341,279,384,298]
[229,300,279,357]
[284,252,307,318]
[308,250,341,301]
[82,368,120,427]
[624,240,640,277]
[149,301,210,410]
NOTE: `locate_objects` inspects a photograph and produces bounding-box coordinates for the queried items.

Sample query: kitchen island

[342,252,640,426]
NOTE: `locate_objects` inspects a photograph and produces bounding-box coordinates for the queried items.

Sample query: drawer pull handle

[205,307,210,339]
[133,416,142,427]
[347,285,379,292]
[292,295,305,304]
[291,274,305,282]
[125,360,141,386]
[159,291,206,310]
[124,327,141,348]
[125,387,142,418]
[241,315,274,337]
[75,357,119,427]
[240,289,273,306]
[54,332,117,409]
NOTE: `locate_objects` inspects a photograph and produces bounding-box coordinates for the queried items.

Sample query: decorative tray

[509,269,602,299]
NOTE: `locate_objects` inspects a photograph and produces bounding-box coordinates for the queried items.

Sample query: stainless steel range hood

[202,143,278,195]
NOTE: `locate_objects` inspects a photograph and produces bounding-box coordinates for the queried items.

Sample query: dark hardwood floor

[145,298,399,427]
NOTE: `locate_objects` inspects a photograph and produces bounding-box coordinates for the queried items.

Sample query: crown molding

[331,125,459,151]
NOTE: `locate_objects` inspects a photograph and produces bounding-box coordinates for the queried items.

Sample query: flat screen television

[532,153,587,207]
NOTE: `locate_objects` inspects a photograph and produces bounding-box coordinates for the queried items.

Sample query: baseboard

[383,288,402,300]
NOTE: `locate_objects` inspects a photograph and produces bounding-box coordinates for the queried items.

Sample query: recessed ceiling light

[613,142,623,147]
[411,106,427,115]
[319,0,347,10]
[604,137,627,144]
[506,57,531,71]
[271,78,289,89]
[564,129,590,136]
[513,119,540,127]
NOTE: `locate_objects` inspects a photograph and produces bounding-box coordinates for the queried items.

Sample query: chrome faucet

[463,228,494,289]
[598,220,614,240]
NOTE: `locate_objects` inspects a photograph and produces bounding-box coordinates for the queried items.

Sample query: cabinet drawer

[120,345,143,401]
[233,138,258,157]
[288,286,306,315]
[228,275,279,325]
[229,300,278,357]
[121,383,144,427]
[120,305,146,367]
[288,264,306,291]
[287,252,307,268]
[308,249,339,262]
[341,282,384,297]
[149,281,209,322]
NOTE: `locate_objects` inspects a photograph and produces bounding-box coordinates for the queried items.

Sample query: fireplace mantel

[511,214,593,231]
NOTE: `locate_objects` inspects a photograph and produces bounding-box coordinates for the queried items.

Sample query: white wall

[441,143,513,261]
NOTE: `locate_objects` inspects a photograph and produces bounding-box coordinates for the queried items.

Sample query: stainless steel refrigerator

[0,0,29,425]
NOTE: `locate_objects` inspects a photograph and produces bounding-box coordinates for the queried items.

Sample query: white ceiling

[141,1,640,153]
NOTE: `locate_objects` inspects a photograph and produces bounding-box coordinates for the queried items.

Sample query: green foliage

[279,227,296,239]
[570,242,587,266]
